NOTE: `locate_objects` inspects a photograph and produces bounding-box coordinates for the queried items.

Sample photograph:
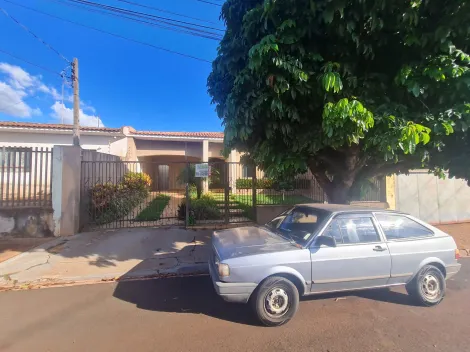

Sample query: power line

[54,0,222,40]
[2,0,213,63]
[62,0,224,33]
[0,7,70,62]
[114,0,222,26]
[195,0,222,7]
[0,47,62,75]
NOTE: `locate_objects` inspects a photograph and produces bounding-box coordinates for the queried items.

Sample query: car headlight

[218,263,230,277]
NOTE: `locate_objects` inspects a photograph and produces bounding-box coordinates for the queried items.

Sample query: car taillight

[455,249,461,260]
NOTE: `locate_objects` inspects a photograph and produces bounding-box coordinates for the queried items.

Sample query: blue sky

[0,0,224,131]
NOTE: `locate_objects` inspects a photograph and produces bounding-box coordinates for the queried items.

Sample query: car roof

[295,203,405,215]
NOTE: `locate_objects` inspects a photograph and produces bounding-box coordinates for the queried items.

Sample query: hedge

[235,178,311,190]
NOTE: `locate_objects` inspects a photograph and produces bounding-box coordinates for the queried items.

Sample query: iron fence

[0,147,52,208]
[80,154,385,231]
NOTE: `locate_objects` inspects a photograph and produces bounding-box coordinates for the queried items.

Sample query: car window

[265,209,291,229]
[375,214,433,240]
[322,217,381,244]
[276,207,327,245]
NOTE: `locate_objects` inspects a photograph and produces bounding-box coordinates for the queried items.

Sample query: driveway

[0,260,469,352]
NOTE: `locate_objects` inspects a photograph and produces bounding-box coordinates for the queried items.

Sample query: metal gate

[79,152,328,231]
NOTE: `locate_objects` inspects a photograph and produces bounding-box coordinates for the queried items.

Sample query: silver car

[209,204,461,326]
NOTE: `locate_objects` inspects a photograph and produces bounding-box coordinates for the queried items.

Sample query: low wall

[0,207,54,238]
[256,205,292,225]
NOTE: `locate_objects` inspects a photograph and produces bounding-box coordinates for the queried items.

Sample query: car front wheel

[406,265,446,306]
[251,276,299,327]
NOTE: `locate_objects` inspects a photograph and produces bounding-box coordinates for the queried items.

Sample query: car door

[373,213,452,285]
[309,214,392,293]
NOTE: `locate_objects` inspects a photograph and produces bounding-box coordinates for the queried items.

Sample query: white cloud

[0,63,38,90]
[0,62,102,125]
[51,101,104,127]
[38,84,62,101]
[0,81,42,117]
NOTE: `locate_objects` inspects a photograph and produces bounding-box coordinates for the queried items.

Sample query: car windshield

[266,207,328,246]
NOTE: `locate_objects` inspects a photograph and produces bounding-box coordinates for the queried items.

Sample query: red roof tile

[0,121,120,133]
[130,130,224,139]
[0,121,224,138]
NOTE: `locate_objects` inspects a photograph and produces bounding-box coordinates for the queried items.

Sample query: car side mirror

[315,235,337,247]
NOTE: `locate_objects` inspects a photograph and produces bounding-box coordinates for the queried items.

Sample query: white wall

[396,170,470,224]
[0,131,125,153]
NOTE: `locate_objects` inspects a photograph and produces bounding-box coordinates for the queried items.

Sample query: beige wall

[134,139,203,159]
[138,155,200,191]
[208,142,223,159]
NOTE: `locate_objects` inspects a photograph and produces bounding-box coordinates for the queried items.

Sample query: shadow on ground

[113,276,257,325]
[112,275,423,326]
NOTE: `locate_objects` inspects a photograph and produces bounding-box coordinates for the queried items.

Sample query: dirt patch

[0,238,53,263]
[435,223,470,256]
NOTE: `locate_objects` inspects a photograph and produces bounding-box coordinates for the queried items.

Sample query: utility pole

[72,58,80,146]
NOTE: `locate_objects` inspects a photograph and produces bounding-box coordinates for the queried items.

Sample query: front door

[310,214,391,293]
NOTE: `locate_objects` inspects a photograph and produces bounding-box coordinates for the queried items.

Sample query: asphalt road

[1,260,469,352]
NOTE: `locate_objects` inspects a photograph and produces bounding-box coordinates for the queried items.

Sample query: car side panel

[385,235,457,284]
[223,248,312,289]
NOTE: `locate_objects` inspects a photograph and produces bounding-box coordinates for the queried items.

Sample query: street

[0,260,469,352]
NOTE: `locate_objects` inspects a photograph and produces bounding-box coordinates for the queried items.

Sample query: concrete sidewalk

[0,228,212,290]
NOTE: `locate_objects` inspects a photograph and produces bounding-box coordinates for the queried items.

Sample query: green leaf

[411,84,420,97]
[291,89,297,100]
[462,121,468,132]
[323,9,334,24]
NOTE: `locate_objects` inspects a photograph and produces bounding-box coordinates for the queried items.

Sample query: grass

[232,194,314,206]
[135,194,171,221]
[193,192,314,220]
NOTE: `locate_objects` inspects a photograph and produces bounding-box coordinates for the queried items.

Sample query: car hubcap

[422,274,440,300]
[265,288,289,317]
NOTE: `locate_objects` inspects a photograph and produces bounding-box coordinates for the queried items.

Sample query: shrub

[94,188,148,225]
[90,183,118,210]
[122,172,151,190]
[89,171,151,224]
[235,178,274,189]
[177,195,222,222]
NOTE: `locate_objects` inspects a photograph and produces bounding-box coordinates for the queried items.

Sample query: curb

[0,263,209,292]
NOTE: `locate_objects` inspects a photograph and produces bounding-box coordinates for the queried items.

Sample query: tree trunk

[323,183,351,204]
[308,162,354,204]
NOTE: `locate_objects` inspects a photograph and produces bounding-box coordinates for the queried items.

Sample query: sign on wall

[195,163,209,177]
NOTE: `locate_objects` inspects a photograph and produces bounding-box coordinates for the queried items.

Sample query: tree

[208,0,470,203]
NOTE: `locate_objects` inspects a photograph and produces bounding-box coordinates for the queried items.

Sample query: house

[0,121,243,194]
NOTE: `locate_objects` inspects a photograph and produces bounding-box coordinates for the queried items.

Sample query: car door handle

[373,245,387,252]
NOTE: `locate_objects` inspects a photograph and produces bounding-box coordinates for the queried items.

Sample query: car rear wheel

[251,276,299,327]
[406,265,446,306]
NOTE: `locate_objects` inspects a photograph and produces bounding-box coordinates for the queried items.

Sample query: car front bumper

[208,261,257,303]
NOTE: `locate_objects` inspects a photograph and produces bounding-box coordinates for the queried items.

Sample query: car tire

[405,265,446,307]
[251,276,299,327]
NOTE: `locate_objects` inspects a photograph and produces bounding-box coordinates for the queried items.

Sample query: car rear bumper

[209,261,257,303]
[446,263,461,279]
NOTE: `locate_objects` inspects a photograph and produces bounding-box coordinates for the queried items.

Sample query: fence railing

[0,147,53,208]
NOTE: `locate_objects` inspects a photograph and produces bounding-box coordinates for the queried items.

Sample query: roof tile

[131,130,224,138]
[0,121,224,138]
[0,121,120,132]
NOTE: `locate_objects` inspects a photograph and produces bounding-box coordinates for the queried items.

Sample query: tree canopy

[207,0,470,203]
